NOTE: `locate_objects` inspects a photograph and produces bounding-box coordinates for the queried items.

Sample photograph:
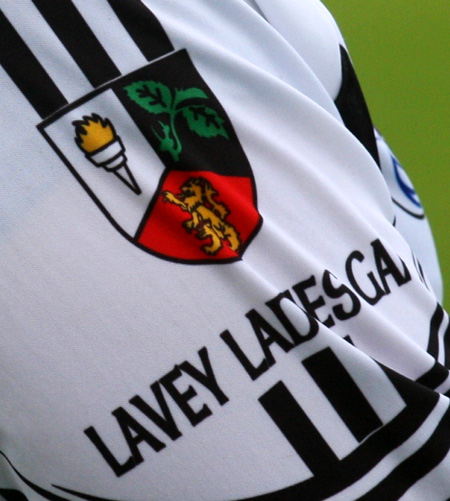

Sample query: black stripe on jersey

[0,490,29,501]
[335,46,380,167]
[427,304,445,360]
[0,10,68,118]
[259,381,340,477]
[444,318,450,367]
[416,360,449,391]
[357,403,450,501]
[53,484,126,500]
[31,0,121,88]
[106,0,174,61]
[247,365,440,500]
[0,451,68,501]
[303,348,383,442]
[0,451,120,501]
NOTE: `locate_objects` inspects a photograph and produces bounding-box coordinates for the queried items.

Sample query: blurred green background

[324,1,449,309]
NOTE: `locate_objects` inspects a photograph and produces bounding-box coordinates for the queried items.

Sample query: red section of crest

[137,171,260,262]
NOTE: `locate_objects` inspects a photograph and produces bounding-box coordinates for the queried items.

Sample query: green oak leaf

[182,105,229,139]
[174,87,209,107]
[124,81,172,115]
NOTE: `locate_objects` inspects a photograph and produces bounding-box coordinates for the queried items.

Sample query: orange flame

[73,114,116,153]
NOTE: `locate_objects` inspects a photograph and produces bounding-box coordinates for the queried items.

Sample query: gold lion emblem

[163,177,241,255]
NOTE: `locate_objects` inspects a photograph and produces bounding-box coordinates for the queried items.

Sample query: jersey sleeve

[253,0,443,301]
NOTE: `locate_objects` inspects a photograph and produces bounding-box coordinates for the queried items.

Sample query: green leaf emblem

[174,87,208,107]
[124,80,229,162]
[183,106,229,139]
[124,81,172,115]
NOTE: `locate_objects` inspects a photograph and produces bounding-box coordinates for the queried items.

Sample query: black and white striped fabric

[1,1,448,499]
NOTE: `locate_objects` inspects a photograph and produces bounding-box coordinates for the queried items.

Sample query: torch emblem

[73,114,141,195]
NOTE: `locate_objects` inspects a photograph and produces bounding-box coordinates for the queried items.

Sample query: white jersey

[0,0,448,499]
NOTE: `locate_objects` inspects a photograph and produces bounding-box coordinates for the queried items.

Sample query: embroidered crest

[39,50,261,263]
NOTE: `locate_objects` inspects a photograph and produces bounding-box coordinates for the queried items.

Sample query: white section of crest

[1,0,92,102]
[72,0,150,75]
[45,90,164,236]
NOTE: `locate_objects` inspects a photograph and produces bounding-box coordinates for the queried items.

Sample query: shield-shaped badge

[39,50,261,264]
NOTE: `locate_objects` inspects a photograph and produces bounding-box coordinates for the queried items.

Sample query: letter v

[130,382,182,441]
